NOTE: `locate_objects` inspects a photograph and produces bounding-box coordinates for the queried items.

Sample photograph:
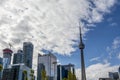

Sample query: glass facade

[23,42,33,68]
[37,63,45,80]
[57,64,75,80]
[38,53,57,80]
[13,50,24,64]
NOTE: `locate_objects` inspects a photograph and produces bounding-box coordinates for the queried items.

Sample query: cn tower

[79,23,86,80]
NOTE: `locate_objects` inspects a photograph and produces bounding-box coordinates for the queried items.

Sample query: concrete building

[23,42,34,68]
[3,48,13,68]
[38,53,57,80]
[13,50,24,64]
[57,64,75,80]
[2,64,34,80]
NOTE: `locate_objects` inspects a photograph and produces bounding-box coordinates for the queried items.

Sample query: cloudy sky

[0,0,120,80]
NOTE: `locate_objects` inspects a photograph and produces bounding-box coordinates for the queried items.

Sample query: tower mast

[79,23,86,80]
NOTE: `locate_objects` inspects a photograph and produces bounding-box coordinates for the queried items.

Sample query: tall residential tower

[3,48,13,68]
[13,50,24,64]
[23,42,34,68]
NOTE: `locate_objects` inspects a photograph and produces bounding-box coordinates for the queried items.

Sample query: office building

[38,53,57,80]
[57,64,75,80]
[37,63,45,80]
[2,64,34,80]
[23,42,34,68]
[3,48,13,68]
[109,72,119,80]
[2,68,15,80]
[0,58,2,65]
[13,50,24,64]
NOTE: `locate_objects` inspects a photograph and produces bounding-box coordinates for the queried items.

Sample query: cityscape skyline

[0,0,120,80]
[0,41,119,80]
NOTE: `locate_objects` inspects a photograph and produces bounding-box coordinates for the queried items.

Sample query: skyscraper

[23,42,34,68]
[3,48,13,68]
[38,53,57,80]
[13,50,24,64]
[79,24,86,80]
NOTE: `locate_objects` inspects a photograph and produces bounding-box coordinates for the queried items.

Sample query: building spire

[79,23,85,49]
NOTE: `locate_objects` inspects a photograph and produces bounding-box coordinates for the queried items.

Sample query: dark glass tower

[13,50,24,64]
[79,25,86,80]
[23,42,33,68]
[57,64,75,80]
[37,63,45,80]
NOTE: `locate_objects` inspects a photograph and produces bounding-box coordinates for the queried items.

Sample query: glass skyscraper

[57,64,75,80]
[13,50,24,64]
[38,53,57,80]
[23,42,34,68]
[37,62,45,80]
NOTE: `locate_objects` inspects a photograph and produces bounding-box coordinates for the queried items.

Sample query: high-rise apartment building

[57,64,75,80]
[38,53,57,80]
[23,42,33,68]
[13,50,24,64]
[3,48,13,68]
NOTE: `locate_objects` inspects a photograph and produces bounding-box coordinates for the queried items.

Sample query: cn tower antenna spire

[79,22,83,44]
[79,22,85,49]
[78,22,86,80]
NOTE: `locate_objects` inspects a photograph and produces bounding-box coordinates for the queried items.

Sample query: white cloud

[106,37,120,59]
[112,37,120,49]
[0,0,117,72]
[90,57,100,62]
[118,53,120,59]
[76,63,119,80]
[0,0,117,55]
[110,22,117,26]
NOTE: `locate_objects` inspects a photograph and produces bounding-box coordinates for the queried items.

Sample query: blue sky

[0,0,120,80]
[55,1,120,69]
